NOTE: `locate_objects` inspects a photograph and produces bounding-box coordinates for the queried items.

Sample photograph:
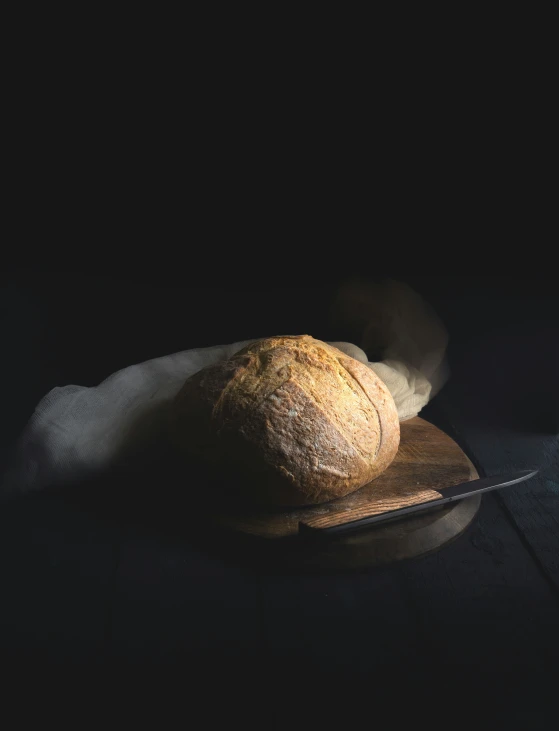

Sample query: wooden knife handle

[298,490,443,535]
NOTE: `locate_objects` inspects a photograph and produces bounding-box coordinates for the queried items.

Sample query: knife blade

[298,469,539,537]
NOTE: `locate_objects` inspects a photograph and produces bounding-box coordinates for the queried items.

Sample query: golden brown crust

[170,335,400,506]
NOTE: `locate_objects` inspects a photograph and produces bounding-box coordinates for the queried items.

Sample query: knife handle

[298,494,445,537]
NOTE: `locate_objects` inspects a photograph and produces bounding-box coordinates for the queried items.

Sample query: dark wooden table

[1,274,557,726]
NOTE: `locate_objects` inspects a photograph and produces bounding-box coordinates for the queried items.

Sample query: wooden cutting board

[211,417,479,559]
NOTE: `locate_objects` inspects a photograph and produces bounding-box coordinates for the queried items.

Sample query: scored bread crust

[170,335,400,506]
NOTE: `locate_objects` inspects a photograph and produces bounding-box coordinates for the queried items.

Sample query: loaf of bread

[170,335,400,506]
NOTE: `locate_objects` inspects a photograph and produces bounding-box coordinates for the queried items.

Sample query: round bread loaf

[170,335,400,506]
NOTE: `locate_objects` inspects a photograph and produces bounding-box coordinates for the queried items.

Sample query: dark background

[1,270,558,724]
[3,6,555,720]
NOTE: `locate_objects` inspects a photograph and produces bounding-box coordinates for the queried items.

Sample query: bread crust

[170,335,400,506]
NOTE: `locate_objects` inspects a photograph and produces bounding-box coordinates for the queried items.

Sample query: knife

[298,469,538,537]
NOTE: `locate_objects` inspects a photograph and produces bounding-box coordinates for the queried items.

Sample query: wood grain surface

[213,417,478,540]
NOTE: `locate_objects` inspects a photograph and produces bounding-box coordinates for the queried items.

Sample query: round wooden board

[202,417,480,570]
